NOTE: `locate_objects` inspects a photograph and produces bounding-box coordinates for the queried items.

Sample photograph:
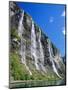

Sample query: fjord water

[10,79,65,88]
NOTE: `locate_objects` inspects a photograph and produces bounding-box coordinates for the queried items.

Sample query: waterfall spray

[38,29,46,72]
[48,39,62,78]
[18,11,32,75]
[31,20,39,70]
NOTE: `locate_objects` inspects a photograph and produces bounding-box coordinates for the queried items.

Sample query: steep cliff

[9,2,65,81]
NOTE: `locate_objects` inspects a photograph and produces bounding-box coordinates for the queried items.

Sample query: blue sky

[16,2,66,56]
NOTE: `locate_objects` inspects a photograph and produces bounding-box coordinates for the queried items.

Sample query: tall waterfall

[18,12,32,75]
[39,29,44,64]
[18,11,25,63]
[18,12,24,37]
[48,39,62,78]
[38,29,46,72]
[31,20,39,70]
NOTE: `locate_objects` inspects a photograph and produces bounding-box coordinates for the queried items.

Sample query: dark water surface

[10,79,66,88]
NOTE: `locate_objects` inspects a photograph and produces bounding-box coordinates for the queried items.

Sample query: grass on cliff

[10,51,60,81]
[10,52,31,80]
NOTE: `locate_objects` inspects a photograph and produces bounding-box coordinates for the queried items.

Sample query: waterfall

[18,12,32,75]
[18,11,25,64]
[20,38,32,75]
[38,29,46,72]
[31,20,39,70]
[21,38,26,64]
[39,29,44,64]
[48,39,62,78]
[18,12,24,37]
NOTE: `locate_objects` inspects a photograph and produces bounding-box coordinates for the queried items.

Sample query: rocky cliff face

[9,2,65,81]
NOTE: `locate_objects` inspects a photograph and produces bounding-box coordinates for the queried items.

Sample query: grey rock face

[9,2,65,78]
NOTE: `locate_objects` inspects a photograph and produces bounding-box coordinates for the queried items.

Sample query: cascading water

[18,12,62,77]
[21,38,32,75]
[39,29,44,64]
[48,39,62,78]
[18,11,32,75]
[38,29,46,72]
[21,38,26,64]
[18,11,25,63]
[18,12,24,37]
[31,20,39,70]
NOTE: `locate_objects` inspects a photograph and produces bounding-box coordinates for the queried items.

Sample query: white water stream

[48,39,62,78]
[38,29,46,72]
[31,20,39,70]
[18,11,32,75]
